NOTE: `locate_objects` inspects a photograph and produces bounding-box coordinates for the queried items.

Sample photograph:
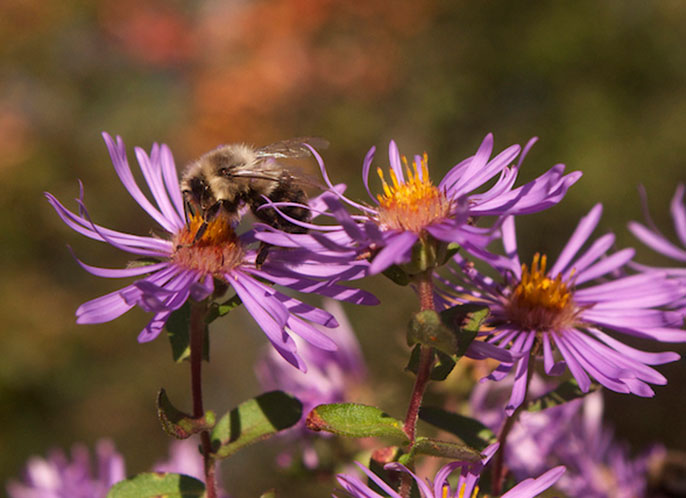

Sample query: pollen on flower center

[375,153,452,233]
[505,253,579,332]
[171,212,244,277]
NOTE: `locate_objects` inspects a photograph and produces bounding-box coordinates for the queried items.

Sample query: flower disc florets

[376,154,452,234]
[505,253,579,332]
[171,213,244,277]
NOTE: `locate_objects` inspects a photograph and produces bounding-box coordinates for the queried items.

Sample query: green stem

[190,301,217,498]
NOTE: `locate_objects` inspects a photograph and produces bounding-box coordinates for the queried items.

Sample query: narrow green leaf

[205,295,242,323]
[259,490,277,498]
[306,403,409,445]
[527,379,600,412]
[157,389,215,439]
[382,264,411,286]
[211,390,302,460]
[126,257,162,269]
[107,473,205,498]
[407,310,457,355]
[439,303,489,358]
[405,345,456,381]
[419,406,496,451]
[165,302,209,363]
[411,436,482,462]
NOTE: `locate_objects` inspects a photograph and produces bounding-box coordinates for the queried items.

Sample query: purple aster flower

[471,380,659,498]
[435,204,686,414]
[334,444,565,497]
[7,439,125,498]
[257,134,581,275]
[256,300,366,468]
[46,133,378,371]
[629,184,686,279]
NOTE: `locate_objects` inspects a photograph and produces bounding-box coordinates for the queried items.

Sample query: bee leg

[256,242,271,268]
[194,201,223,242]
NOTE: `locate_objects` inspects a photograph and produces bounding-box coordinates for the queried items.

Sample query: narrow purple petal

[137,310,171,342]
[502,466,565,497]
[628,221,686,261]
[670,184,686,247]
[550,204,603,277]
[573,248,634,284]
[368,231,417,274]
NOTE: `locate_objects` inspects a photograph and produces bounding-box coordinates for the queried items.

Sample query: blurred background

[2,0,685,496]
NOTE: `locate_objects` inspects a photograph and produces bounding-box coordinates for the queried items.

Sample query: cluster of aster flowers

[28,131,686,497]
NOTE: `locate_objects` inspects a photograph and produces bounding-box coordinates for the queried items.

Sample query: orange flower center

[171,212,244,277]
[376,154,452,233]
[505,253,579,332]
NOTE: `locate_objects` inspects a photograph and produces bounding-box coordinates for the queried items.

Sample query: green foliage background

[1,1,685,496]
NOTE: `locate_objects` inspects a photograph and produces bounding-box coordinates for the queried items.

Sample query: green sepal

[407,310,457,355]
[419,406,496,451]
[205,294,242,324]
[259,491,278,498]
[381,264,412,286]
[157,389,215,439]
[106,473,205,498]
[166,302,209,363]
[406,344,456,381]
[306,403,409,446]
[526,379,601,412]
[439,303,489,358]
[410,436,482,462]
[126,257,162,269]
[211,390,302,460]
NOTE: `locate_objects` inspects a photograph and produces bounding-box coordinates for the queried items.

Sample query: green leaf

[406,345,456,381]
[107,473,205,498]
[306,403,409,445]
[211,390,302,460]
[157,389,215,439]
[407,310,457,355]
[205,294,242,323]
[527,379,601,412]
[165,302,209,363]
[419,406,496,451]
[381,264,411,286]
[411,436,482,462]
[439,303,489,358]
[259,491,277,498]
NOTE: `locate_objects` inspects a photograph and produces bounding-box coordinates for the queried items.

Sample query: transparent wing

[255,137,329,159]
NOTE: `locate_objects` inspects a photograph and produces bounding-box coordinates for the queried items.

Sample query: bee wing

[255,137,329,159]
[231,164,326,191]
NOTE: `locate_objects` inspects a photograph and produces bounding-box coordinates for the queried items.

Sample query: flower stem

[491,342,538,495]
[398,271,436,498]
[190,300,217,498]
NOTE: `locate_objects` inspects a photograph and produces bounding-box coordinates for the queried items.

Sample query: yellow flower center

[171,212,244,277]
[505,253,579,332]
[376,153,452,233]
[447,483,480,498]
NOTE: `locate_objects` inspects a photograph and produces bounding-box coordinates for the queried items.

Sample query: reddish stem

[398,271,436,497]
[190,301,217,498]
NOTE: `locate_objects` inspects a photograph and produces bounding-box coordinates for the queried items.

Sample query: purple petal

[368,231,417,274]
[550,204,603,277]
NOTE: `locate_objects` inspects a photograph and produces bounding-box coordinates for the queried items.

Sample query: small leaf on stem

[211,390,302,460]
[419,406,496,451]
[306,403,409,445]
[106,472,205,498]
[166,302,209,363]
[410,436,482,461]
[157,389,216,439]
